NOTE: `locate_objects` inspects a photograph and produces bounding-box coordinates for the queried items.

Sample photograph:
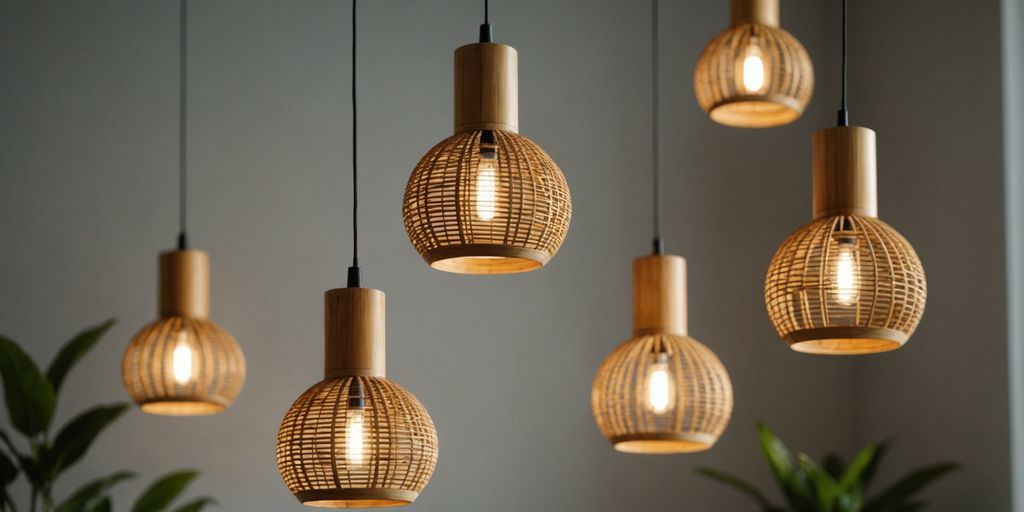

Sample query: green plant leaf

[51,404,128,474]
[823,454,845,480]
[0,450,16,488]
[861,440,891,492]
[0,336,56,436]
[57,471,135,512]
[87,497,112,512]
[132,471,199,512]
[799,454,838,512]
[696,467,776,509]
[757,424,814,512]
[46,320,114,395]
[838,444,877,491]
[862,463,958,512]
[171,497,216,512]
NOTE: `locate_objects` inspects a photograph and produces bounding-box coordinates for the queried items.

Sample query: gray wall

[1005,0,1024,508]
[0,0,1009,511]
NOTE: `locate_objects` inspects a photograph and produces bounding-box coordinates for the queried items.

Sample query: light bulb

[741,44,766,93]
[476,157,497,221]
[346,408,365,466]
[171,330,193,384]
[646,353,673,415]
[833,240,859,306]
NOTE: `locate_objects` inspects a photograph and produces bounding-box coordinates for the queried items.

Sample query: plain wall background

[0,0,1010,510]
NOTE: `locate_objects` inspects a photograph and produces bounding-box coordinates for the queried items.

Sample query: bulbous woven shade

[403,130,571,274]
[765,215,927,354]
[592,333,733,454]
[123,316,246,415]
[694,4,813,128]
[276,376,439,508]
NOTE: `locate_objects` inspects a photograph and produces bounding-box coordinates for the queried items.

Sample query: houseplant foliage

[0,319,215,512]
[698,424,958,512]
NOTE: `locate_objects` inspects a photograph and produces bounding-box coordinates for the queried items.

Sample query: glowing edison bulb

[646,353,673,415]
[741,44,766,93]
[346,408,365,466]
[171,330,193,384]
[833,240,859,306]
[476,156,497,221]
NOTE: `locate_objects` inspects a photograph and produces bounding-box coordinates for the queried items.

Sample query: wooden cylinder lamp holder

[323,287,386,379]
[731,0,779,27]
[633,254,687,336]
[159,249,210,319]
[812,126,878,219]
[454,42,518,134]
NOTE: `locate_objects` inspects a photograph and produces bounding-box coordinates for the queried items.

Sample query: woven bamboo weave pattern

[694,23,813,127]
[765,215,927,353]
[276,376,438,507]
[403,130,571,274]
[122,316,246,415]
[591,334,733,454]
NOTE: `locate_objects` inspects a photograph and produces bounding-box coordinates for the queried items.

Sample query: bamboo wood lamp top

[324,287,386,378]
[454,42,518,133]
[731,0,779,27]
[813,126,878,219]
[632,255,687,336]
[159,249,209,318]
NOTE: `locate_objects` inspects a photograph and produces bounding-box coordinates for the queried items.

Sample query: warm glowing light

[741,45,766,93]
[476,158,497,221]
[172,332,193,384]
[646,353,672,414]
[346,408,365,466]
[834,242,859,306]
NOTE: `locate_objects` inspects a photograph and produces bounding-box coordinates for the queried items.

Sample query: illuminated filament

[834,241,859,306]
[741,44,766,93]
[346,408,365,466]
[171,331,193,384]
[646,353,673,415]
[476,157,497,221]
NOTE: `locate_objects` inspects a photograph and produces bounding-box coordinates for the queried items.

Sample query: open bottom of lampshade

[139,398,227,416]
[611,433,716,455]
[708,95,802,128]
[786,327,908,355]
[425,244,549,274]
[296,489,419,508]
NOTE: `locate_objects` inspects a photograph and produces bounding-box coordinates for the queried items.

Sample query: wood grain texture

[158,250,209,318]
[324,287,386,378]
[731,0,779,27]
[632,255,687,336]
[454,43,518,133]
[813,126,879,219]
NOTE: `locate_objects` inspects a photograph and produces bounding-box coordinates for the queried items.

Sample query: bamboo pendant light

[764,0,926,355]
[591,0,733,454]
[402,0,571,274]
[122,0,246,416]
[275,2,438,506]
[694,0,814,128]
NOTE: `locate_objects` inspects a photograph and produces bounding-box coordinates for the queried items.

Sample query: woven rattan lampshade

[402,41,571,274]
[276,288,439,507]
[592,255,734,454]
[694,0,814,128]
[764,126,926,354]
[123,250,246,415]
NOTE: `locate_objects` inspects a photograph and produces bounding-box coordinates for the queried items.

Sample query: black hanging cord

[651,0,663,255]
[177,0,189,250]
[347,0,361,288]
[837,0,849,126]
[480,0,493,42]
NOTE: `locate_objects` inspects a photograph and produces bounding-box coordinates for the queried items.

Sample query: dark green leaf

[0,450,16,485]
[757,424,814,512]
[861,440,891,492]
[839,444,877,491]
[46,320,114,395]
[863,463,958,512]
[171,497,216,512]
[696,467,776,509]
[51,404,128,473]
[132,471,199,512]
[88,497,113,512]
[799,454,838,512]
[56,471,134,512]
[823,454,845,480]
[0,336,56,436]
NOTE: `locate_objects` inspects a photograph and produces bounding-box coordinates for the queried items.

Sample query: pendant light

[591,0,733,454]
[122,0,246,416]
[694,0,814,128]
[764,0,926,355]
[401,0,571,274]
[276,2,438,506]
